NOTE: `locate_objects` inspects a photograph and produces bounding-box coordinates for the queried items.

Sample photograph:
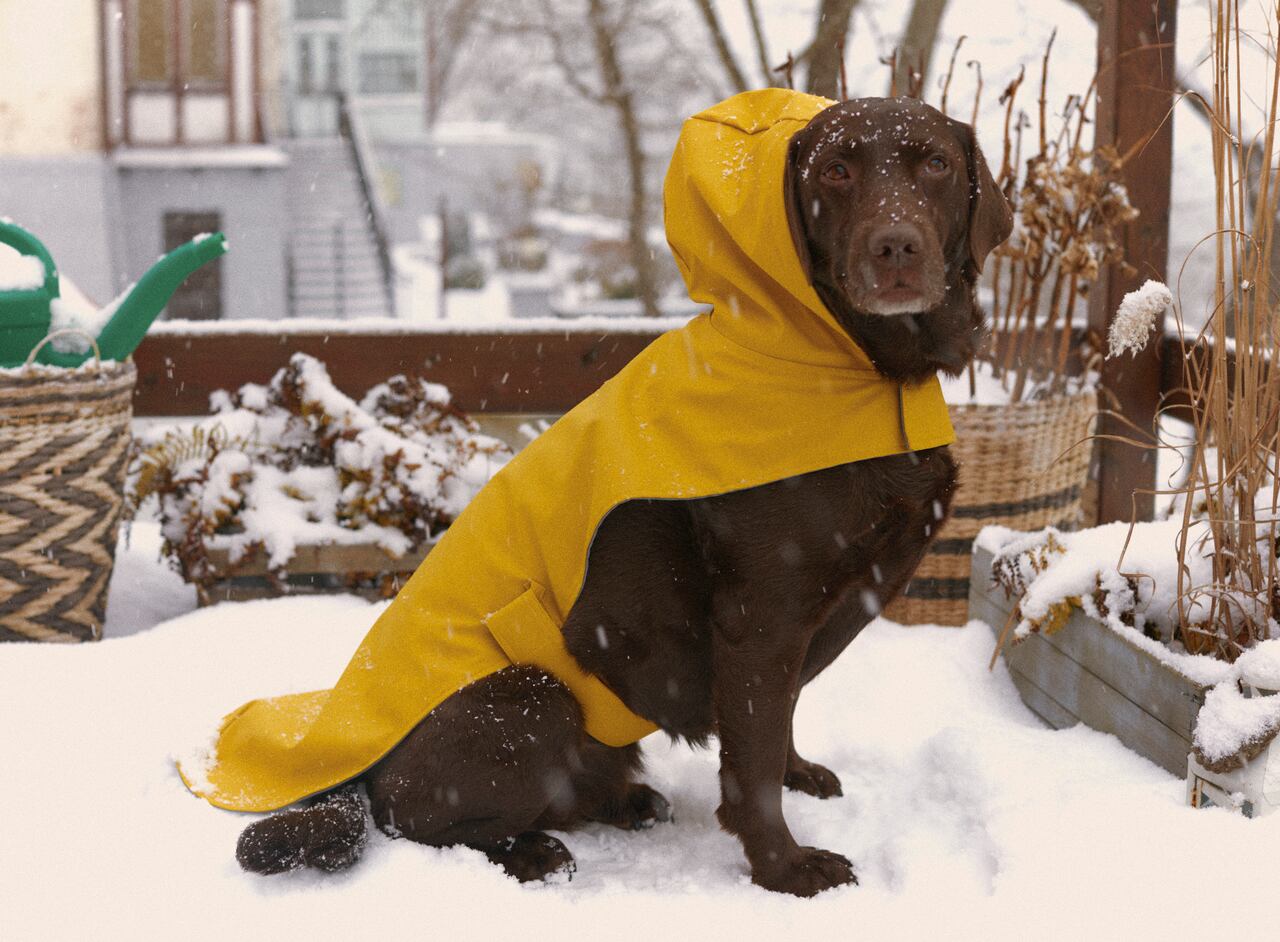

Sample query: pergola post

[1087,0,1178,523]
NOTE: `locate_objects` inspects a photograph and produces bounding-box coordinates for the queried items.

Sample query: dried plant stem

[1172,0,1280,655]
[939,35,966,115]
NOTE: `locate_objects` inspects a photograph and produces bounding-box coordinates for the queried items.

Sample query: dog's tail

[236,784,368,875]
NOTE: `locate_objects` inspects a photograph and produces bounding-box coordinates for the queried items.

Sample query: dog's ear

[957,122,1013,276]
[783,133,815,283]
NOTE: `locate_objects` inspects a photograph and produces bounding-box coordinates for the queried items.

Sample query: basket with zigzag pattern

[0,348,134,642]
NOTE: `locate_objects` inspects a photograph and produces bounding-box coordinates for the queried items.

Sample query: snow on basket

[129,353,510,604]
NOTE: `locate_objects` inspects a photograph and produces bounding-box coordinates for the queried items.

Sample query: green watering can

[0,219,228,368]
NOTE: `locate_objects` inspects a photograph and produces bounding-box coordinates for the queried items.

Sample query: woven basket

[0,340,135,642]
[884,385,1098,627]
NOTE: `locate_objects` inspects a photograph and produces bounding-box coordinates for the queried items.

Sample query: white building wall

[0,0,102,155]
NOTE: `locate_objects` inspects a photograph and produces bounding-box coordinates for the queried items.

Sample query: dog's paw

[752,847,858,898]
[483,831,577,884]
[591,783,674,830]
[784,758,843,799]
[622,783,673,829]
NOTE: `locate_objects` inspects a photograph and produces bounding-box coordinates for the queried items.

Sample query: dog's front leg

[711,594,857,897]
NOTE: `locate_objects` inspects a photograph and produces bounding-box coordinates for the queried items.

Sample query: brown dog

[235,97,1012,897]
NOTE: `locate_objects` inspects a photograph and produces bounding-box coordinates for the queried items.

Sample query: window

[128,0,228,88]
[130,0,172,85]
[359,53,418,94]
[163,213,223,320]
[295,0,344,19]
[183,0,229,86]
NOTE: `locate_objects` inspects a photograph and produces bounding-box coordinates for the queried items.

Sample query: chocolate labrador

[235,97,1012,897]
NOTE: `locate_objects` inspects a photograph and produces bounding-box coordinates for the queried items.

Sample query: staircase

[284,137,392,319]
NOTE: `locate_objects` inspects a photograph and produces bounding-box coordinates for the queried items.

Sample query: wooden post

[1088,0,1177,523]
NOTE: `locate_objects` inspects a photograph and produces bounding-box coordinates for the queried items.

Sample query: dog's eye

[924,154,949,174]
[822,162,851,182]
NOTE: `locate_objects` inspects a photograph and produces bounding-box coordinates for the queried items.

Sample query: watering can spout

[35,233,228,367]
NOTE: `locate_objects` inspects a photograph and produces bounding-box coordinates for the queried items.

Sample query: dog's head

[785,97,1012,381]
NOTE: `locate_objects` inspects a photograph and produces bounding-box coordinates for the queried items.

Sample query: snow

[111,145,290,169]
[1238,639,1280,691]
[0,241,46,290]
[149,314,696,336]
[1108,280,1171,359]
[1193,682,1280,766]
[2,524,1279,938]
[937,359,1098,406]
[982,522,1235,687]
[47,278,131,355]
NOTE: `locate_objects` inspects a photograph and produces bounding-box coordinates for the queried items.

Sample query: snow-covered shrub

[130,353,510,594]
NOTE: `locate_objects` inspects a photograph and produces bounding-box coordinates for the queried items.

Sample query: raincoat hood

[181,89,955,814]
[665,90,880,370]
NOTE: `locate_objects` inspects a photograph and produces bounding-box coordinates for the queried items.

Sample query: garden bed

[970,541,1210,776]
[199,540,433,605]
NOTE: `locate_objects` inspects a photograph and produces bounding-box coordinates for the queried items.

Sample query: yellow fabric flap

[484,583,660,748]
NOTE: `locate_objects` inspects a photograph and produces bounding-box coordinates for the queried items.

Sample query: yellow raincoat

[181,88,955,813]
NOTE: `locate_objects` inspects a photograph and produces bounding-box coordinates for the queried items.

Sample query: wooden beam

[1087,0,1177,523]
[132,328,667,416]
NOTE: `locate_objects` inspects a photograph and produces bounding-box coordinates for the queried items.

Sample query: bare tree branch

[742,0,773,86]
[892,0,951,98]
[807,0,862,98]
[585,0,661,316]
[691,0,749,92]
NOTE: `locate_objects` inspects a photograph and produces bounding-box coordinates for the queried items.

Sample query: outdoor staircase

[284,137,392,319]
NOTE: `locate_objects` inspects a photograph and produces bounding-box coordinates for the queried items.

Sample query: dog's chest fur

[562,445,958,740]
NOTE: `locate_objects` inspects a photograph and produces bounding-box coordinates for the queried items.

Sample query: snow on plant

[129,353,510,598]
[1106,279,1171,359]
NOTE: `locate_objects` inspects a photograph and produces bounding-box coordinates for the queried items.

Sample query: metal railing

[336,92,395,311]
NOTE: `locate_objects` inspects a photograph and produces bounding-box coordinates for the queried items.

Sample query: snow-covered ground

[3,521,1279,939]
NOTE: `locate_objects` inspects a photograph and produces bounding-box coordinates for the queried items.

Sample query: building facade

[0,0,289,319]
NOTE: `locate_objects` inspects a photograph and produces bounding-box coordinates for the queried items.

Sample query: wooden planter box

[199,540,433,605]
[970,543,1208,776]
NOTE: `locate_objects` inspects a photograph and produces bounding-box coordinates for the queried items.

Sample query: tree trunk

[693,0,748,93]
[587,0,661,317]
[892,0,951,98]
[806,0,861,99]
[742,0,773,86]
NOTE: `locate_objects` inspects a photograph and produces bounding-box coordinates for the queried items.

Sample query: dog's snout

[868,224,923,269]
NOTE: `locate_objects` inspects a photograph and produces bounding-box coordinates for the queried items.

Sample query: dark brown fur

[236,97,1012,897]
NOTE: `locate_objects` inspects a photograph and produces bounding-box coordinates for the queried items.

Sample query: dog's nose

[868,224,923,269]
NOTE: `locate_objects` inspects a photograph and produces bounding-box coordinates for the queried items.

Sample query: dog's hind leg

[364,666,585,883]
[536,741,673,832]
[236,783,368,874]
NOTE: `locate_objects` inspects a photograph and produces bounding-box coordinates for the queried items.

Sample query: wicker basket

[0,340,135,642]
[884,386,1098,627]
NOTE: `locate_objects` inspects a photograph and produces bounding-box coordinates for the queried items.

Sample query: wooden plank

[132,327,668,416]
[1087,0,1177,523]
[205,540,432,577]
[972,546,1206,738]
[1038,603,1205,739]
[1009,628,1193,775]
[1004,663,1080,731]
[971,544,1201,776]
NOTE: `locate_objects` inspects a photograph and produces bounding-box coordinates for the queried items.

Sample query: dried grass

[933,36,1139,401]
[1167,0,1280,659]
